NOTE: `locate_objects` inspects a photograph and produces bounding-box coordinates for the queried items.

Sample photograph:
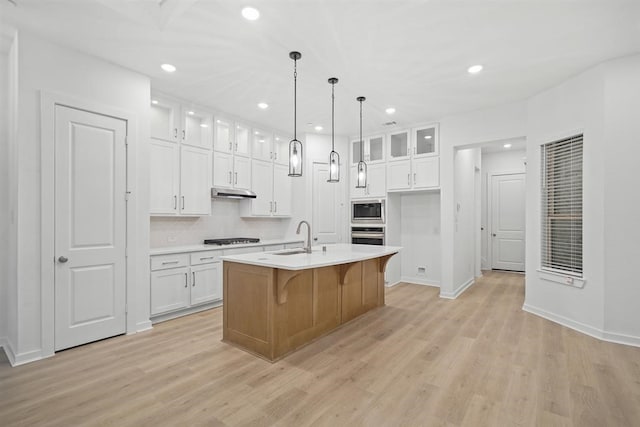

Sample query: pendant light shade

[327,77,340,183]
[355,96,367,188]
[288,51,303,177]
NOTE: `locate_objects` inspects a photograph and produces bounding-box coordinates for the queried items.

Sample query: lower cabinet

[150,251,222,317]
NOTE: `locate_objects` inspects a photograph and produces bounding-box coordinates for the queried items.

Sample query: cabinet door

[150,139,179,215]
[273,163,292,216]
[367,135,385,163]
[388,130,410,161]
[180,146,211,215]
[413,157,440,189]
[273,135,289,165]
[151,267,190,315]
[350,166,367,199]
[213,151,233,188]
[234,156,251,190]
[235,123,251,157]
[183,108,213,149]
[191,263,222,305]
[150,97,180,142]
[366,163,386,197]
[252,129,273,162]
[214,118,234,153]
[250,159,273,216]
[386,160,412,191]
[413,124,438,157]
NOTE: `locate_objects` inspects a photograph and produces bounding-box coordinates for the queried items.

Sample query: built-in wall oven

[351,199,385,224]
[351,226,385,246]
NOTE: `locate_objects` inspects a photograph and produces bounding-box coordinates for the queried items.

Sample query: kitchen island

[221,244,400,361]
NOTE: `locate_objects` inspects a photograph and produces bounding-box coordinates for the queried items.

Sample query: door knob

[314,237,318,241]
[58,256,68,263]
[492,233,496,237]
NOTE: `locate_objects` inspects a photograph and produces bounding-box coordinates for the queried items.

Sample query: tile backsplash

[150,198,292,247]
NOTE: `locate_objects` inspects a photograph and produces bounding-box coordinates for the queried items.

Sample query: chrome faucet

[296,220,312,254]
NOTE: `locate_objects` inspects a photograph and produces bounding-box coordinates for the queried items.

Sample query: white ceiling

[2,0,640,136]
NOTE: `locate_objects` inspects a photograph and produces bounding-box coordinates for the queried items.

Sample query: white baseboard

[134,320,153,334]
[523,303,640,348]
[8,347,47,366]
[0,337,16,366]
[440,277,475,299]
[401,276,440,287]
[151,301,222,324]
[385,280,402,288]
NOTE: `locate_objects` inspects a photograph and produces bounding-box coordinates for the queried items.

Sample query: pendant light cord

[359,99,363,161]
[293,59,297,140]
[331,82,335,151]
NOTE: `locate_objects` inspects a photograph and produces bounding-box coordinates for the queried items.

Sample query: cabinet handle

[199,256,214,261]
[269,201,273,213]
[407,174,411,186]
[174,128,178,139]
[181,196,185,210]
[184,272,188,288]
[173,195,177,210]
[228,171,232,184]
[182,129,185,140]
[235,142,238,152]
[274,201,277,212]
[229,141,232,151]
[274,152,277,160]
[414,146,417,155]
[192,272,196,287]
[161,260,179,265]
[269,152,273,160]
[414,173,417,184]
[234,172,238,185]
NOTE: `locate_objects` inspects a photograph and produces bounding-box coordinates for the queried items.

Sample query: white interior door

[490,173,525,271]
[54,105,127,351]
[312,162,341,244]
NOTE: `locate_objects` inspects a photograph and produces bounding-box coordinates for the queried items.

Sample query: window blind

[541,134,583,276]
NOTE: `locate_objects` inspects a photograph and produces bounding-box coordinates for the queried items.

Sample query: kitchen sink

[273,249,309,255]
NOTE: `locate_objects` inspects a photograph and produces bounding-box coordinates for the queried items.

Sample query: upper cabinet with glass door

[273,135,289,165]
[388,130,410,161]
[351,134,385,165]
[182,107,213,150]
[213,118,251,157]
[412,124,439,158]
[252,129,273,162]
[150,96,181,142]
[235,122,251,157]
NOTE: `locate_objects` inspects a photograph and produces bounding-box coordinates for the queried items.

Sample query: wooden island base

[222,255,394,361]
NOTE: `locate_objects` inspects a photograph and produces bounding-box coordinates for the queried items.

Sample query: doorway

[53,105,128,351]
[489,172,525,271]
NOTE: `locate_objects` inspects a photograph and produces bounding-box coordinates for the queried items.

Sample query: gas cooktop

[204,238,260,246]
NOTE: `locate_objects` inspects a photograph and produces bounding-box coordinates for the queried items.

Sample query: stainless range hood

[211,187,257,199]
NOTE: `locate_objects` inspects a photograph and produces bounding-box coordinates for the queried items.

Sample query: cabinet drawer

[190,250,223,265]
[150,253,189,271]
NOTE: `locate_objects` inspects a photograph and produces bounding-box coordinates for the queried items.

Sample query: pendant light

[327,77,340,183]
[288,51,303,177]
[355,96,367,188]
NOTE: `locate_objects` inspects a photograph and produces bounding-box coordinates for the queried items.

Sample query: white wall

[0,42,9,343]
[602,55,640,341]
[524,62,607,337]
[7,32,151,364]
[400,192,441,285]
[439,101,527,297]
[480,148,526,269]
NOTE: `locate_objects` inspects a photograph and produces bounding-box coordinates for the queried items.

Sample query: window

[541,134,583,276]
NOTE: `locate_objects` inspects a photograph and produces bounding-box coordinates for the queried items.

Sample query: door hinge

[125,191,132,201]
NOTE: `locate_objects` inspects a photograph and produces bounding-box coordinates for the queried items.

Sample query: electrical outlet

[417,267,426,276]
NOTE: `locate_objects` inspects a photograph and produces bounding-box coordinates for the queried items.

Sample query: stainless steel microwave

[351,199,385,224]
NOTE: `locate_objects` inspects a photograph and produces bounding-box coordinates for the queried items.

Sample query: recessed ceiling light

[424,135,432,139]
[385,107,396,115]
[314,125,323,131]
[275,137,280,141]
[467,64,483,74]
[241,7,260,21]
[216,119,221,123]
[151,100,158,105]
[188,111,194,115]
[504,143,512,148]
[200,124,209,128]
[161,63,176,73]
[257,102,269,109]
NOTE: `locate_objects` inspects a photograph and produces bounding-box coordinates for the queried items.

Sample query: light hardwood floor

[1,271,639,426]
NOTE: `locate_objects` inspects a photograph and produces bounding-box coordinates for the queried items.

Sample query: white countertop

[150,239,304,256]
[220,243,401,271]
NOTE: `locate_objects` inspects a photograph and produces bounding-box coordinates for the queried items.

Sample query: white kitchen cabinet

[273,135,289,165]
[252,128,273,162]
[351,163,386,199]
[150,96,181,142]
[150,267,190,315]
[386,124,439,192]
[213,152,251,190]
[150,251,223,318]
[352,134,385,165]
[386,160,411,191]
[235,122,251,157]
[214,118,234,153]
[180,146,212,215]
[413,124,438,157]
[241,161,292,217]
[388,130,410,161]
[412,156,440,188]
[190,263,222,305]
[150,140,180,214]
[182,107,213,150]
